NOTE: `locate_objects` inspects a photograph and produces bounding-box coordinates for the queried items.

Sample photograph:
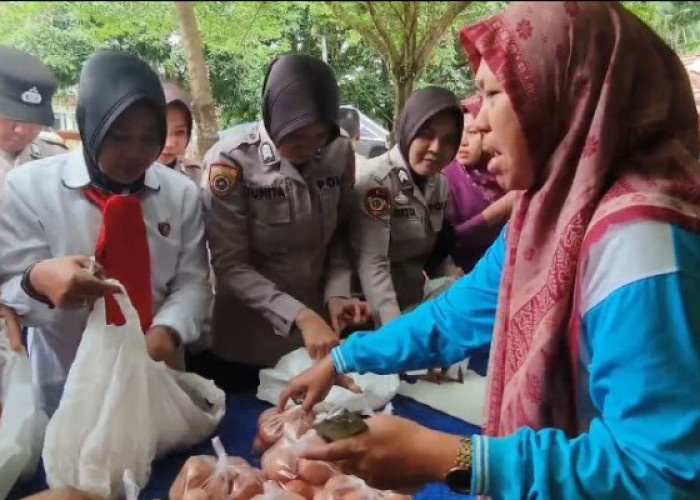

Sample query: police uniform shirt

[0,137,67,186]
[351,144,449,327]
[201,122,355,366]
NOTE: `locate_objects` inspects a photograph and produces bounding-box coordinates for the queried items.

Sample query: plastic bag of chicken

[253,405,315,456]
[170,437,265,500]
[261,427,338,488]
[313,475,412,500]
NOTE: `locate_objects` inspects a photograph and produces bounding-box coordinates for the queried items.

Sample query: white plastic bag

[257,348,399,412]
[42,282,226,498]
[0,328,49,499]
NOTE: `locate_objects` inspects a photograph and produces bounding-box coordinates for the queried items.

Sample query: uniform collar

[388,144,437,206]
[61,149,161,192]
[388,145,436,190]
[257,121,314,185]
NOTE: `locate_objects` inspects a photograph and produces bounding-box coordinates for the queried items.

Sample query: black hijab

[397,87,463,175]
[77,50,167,194]
[261,54,340,147]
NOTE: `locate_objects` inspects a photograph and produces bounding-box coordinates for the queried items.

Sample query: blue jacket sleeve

[472,270,700,499]
[332,225,506,375]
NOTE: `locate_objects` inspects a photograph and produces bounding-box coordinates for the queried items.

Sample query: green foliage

[624,1,700,54]
[0,1,697,132]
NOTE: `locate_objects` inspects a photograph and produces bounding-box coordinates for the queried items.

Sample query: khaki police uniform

[166,155,203,188]
[0,137,67,187]
[201,122,355,367]
[0,46,64,352]
[351,144,449,327]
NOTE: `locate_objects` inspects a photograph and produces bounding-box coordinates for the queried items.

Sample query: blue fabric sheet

[9,353,488,500]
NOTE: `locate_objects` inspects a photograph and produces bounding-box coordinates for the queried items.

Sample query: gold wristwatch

[445,437,473,494]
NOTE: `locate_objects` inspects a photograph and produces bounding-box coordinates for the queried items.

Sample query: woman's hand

[295,307,340,360]
[278,355,361,412]
[0,304,24,353]
[327,297,372,334]
[29,256,121,309]
[301,414,462,491]
[145,325,180,367]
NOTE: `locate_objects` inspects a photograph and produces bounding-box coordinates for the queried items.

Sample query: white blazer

[0,150,212,414]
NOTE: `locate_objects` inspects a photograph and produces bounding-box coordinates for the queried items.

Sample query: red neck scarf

[84,186,153,332]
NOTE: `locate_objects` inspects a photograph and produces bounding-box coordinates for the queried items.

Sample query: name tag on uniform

[244,185,287,200]
[316,175,343,190]
[393,207,417,218]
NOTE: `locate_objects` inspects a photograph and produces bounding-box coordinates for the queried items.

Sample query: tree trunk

[173,1,219,159]
[389,71,415,146]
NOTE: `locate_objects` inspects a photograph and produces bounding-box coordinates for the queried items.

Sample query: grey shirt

[351,145,449,326]
[201,123,355,366]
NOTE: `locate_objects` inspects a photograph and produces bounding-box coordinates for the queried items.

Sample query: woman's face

[408,110,461,176]
[158,105,190,166]
[455,113,483,167]
[0,115,42,156]
[277,122,331,165]
[474,61,535,190]
[98,103,162,184]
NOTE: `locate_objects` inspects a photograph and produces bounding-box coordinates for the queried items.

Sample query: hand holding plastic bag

[42,282,225,498]
[257,349,399,413]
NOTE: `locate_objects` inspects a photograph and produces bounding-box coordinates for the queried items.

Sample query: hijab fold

[460,1,700,438]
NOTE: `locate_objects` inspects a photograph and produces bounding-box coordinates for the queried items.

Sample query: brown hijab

[461,1,700,437]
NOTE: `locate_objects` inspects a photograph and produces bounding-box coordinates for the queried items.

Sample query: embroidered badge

[209,163,242,199]
[260,143,276,164]
[21,87,42,105]
[158,222,171,237]
[397,169,412,189]
[394,193,409,205]
[364,187,391,218]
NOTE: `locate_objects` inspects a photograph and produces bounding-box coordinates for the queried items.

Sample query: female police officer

[351,87,463,328]
[199,54,370,391]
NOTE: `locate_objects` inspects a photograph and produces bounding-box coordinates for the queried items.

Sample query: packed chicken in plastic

[313,475,412,500]
[170,437,265,500]
[254,405,315,456]
[173,404,412,500]
[261,427,339,487]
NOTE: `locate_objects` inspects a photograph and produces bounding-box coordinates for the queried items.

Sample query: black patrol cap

[0,46,57,126]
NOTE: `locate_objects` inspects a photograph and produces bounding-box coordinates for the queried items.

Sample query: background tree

[173,1,219,157]
[321,1,471,134]
[1,0,697,149]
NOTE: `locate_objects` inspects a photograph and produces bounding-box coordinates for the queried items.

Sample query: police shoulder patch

[364,186,391,219]
[209,162,242,199]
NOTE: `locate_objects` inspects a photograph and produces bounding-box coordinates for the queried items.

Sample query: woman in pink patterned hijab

[280,2,700,497]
